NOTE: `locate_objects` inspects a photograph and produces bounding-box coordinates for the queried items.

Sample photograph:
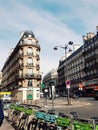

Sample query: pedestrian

[0,99,4,127]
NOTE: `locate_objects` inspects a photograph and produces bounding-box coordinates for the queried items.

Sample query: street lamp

[53,41,73,58]
[44,87,48,106]
[53,41,73,105]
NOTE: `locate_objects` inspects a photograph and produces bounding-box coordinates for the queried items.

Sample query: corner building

[2,31,41,102]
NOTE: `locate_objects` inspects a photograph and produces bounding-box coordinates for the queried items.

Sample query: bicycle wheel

[18,118,24,129]
[38,121,47,130]
[27,119,38,130]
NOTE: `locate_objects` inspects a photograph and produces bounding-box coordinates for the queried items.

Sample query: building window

[27,47,32,55]
[27,58,32,66]
[20,48,23,54]
[24,39,32,44]
[20,70,23,76]
[28,80,32,86]
[28,68,32,76]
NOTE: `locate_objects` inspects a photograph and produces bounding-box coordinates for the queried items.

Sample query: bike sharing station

[8,84,98,130]
[8,103,98,130]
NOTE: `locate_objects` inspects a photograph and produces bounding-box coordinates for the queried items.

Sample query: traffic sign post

[66,80,70,85]
[66,80,70,89]
[66,84,70,89]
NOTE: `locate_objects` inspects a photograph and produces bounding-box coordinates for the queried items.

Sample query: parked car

[62,93,67,97]
[54,94,59,98]
[59,93,67,97]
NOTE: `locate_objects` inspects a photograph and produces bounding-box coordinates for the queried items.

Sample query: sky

[0,0,98,76]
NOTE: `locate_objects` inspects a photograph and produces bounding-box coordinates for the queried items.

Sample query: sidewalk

[0,118,14,130]
[0,111,15,130]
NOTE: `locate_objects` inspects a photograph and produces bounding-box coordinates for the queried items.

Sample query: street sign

[79,83,83,89]
[27,94,33,99]
[79,88,83,90]
[66,80,70,89]
[66,80,70,85]
[66,84,70,89]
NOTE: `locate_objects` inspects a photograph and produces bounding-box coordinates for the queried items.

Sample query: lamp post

[49,80,55,109]
[44,87,48,106]
[40,72,44,93]
[53,41,73,105]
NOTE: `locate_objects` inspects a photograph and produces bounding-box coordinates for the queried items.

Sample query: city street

[1,1,98,130]
[40,97,98,119]
[1,97,98,129]
[54,97,98,119]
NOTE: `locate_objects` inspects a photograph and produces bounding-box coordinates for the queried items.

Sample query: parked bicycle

[91,117,98,130]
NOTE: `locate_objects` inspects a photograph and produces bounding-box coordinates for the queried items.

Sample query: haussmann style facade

[57,29,98,96]
[1,31,41,102]
[43,27,98,97]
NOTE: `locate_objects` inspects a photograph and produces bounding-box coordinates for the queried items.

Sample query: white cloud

[0,0,98,75]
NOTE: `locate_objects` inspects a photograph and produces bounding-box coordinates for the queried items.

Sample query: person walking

[0,99,4,127]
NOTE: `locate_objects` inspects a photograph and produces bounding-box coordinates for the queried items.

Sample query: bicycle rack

[8,104,98,130]
[56,113,71,130]
[72,118,93,130]
[91,117,98,130]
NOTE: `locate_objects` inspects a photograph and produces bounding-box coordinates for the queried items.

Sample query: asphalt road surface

[54,97,98,119]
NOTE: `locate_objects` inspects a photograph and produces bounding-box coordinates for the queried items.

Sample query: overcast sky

[0,0,98,76]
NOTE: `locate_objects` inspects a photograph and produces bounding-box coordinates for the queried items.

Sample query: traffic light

[40,83,45,89]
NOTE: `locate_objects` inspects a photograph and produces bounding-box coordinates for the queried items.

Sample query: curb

[40,101,91,109]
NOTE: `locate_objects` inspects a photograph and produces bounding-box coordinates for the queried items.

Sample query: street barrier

[7,103,98,130]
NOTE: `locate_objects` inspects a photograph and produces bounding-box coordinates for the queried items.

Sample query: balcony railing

[15,73,41,79]
[27,63,33,67]
[27,52,33,56]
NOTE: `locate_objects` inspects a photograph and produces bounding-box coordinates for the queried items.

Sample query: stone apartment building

[82,31,98,96]
[0,71,2,88]
[57,28,98,96]
[57,46,84,94]
[44,27,98,97]
[1,31,41,102]
[42,69,58,97]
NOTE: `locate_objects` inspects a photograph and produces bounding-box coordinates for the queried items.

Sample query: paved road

[41,97,98,119]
